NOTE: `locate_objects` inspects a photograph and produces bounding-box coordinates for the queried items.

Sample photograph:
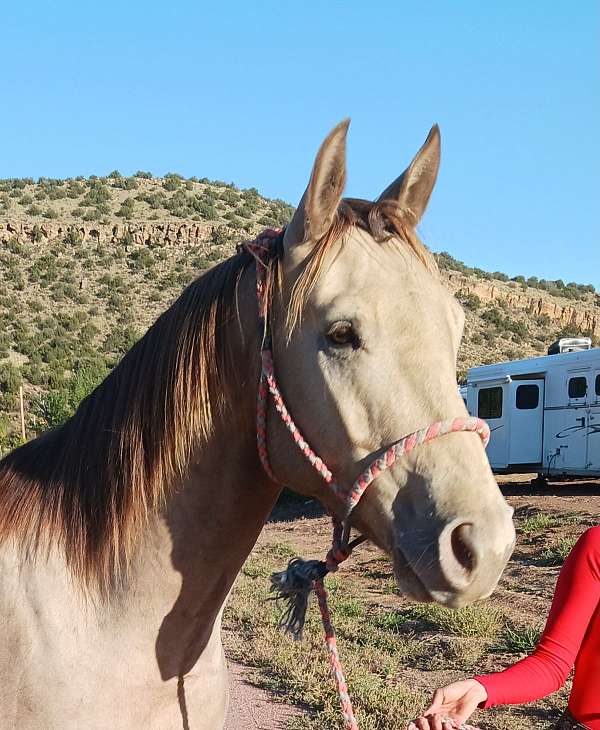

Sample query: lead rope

[240,229,491,730]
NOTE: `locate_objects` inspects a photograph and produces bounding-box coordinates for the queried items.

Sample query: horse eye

[326,321,356,347]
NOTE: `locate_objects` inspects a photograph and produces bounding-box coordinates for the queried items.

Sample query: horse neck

[136,268,281,680]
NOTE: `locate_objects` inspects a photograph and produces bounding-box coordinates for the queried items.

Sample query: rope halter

[240,228,490,730]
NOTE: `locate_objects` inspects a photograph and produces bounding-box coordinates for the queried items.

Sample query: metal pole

[19,386,26,441]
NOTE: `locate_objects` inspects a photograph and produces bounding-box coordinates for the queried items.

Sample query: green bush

[0,362,22,394]
[66,181,86,198]
[458,292,481,311]
[115,177,138,190]
[64,228,82,246]
[82,181,112,207]
[116,197,135,219]
[164,173,184,191]
[31,360,109,430]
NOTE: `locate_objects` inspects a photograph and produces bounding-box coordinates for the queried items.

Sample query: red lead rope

[241,228,490,730]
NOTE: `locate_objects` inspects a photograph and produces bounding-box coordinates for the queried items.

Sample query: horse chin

[391,547,434,604]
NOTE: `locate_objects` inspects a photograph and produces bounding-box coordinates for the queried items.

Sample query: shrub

[32,360,109,430]
[66,181,86,198]
[116,197,135,219]
[64,228,82,246]
[115,177,138,190]
[540,537,578,565]
[0,363,22,394]
[102,325,140,356]
[136,190,166,209]
[494,624,542,654]
[84,208,101,221]
[82,181,112,207]
[458,292,481,311]
[47,187,66,200]
[164,173,184,191]
[520,513,559,535]
[220,189,239,205]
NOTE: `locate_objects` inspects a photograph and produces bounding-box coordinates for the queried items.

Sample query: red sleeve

[474,526,600,707]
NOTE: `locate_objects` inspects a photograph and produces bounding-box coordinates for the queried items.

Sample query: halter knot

[325,544,352,572]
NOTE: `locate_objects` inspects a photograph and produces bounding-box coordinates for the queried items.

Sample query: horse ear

[285,119,349,247]
[378,125,441,224]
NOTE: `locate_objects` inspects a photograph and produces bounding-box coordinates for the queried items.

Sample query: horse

[0,121,515,729]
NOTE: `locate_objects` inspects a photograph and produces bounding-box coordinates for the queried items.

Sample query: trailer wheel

[531,473,548,489]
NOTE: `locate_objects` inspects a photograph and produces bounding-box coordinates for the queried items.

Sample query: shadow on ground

[499,478,600,497]
[270,479,600,524]
[268,489,325,523]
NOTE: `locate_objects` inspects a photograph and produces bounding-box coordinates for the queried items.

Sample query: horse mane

[0,198,436,592]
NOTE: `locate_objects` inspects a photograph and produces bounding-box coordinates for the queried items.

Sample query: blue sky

[2,1,599,287]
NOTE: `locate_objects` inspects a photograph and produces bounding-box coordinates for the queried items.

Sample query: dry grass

[225,545,428,730]
[222,491,597,729]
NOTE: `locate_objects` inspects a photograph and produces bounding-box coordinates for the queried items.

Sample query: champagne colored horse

[0,122,515,729]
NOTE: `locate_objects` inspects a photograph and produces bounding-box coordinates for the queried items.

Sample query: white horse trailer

[463,339,600,478]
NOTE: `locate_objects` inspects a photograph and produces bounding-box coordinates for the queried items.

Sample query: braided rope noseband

[241,228,490,730]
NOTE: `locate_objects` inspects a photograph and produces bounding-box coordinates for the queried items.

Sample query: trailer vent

[547,337,592,355]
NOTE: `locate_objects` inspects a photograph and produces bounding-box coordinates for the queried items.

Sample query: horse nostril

[450,522,477,575]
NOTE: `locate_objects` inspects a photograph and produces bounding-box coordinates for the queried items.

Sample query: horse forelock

[286,197,438,333]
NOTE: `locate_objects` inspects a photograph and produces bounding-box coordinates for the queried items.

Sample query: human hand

[405,679,487,730]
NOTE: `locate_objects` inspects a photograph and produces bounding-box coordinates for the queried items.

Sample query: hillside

[1,172,598,450]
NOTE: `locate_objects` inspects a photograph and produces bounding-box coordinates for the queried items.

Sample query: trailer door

[508,381,544,465]
[588,371,600,472]
[476,384,507,468]
[554,372,590,471]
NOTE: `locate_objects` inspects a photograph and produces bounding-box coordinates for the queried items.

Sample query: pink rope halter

[241,228,490,730]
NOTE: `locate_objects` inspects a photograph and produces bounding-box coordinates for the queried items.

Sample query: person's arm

[408,527,600,729]
[476,526,600,706]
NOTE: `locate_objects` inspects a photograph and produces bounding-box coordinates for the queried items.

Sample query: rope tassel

[269,557,328,640]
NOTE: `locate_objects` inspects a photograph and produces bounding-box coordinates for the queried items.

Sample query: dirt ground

[224,475,600,729]
[225,662,302,729]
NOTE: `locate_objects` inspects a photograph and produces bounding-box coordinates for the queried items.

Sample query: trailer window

[516,384,539,409]
[596,374,600,396]
[568,377,587,399]
[478,387,503,419]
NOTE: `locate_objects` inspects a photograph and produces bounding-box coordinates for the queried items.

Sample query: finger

[415,718,430,730]
[424,689,444,716]
[431,715,445,730]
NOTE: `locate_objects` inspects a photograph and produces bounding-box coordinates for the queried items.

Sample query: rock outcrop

[2,218,598,338]
[1,219,220,248]
[444,271,600,338]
